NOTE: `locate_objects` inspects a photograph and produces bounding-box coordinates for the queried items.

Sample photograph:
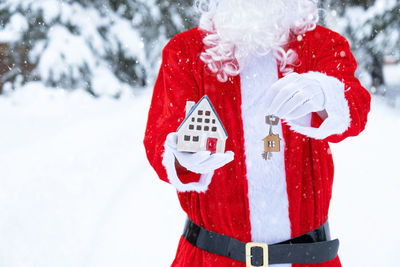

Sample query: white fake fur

[162,142,214,193]
[240,53,293,267]
[285,71,351,139]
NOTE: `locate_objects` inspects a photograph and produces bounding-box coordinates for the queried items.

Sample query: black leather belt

[183,217,339,267]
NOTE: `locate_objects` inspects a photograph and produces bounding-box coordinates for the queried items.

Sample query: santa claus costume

[143,0,371,266]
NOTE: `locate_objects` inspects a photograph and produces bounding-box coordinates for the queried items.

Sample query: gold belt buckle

[245,242,269,267]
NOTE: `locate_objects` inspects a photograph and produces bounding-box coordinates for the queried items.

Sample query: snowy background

[1,0,400,267]
[1,68,399,267]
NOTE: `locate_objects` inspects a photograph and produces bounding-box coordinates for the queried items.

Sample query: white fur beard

[214,0,292,63]
[197,0,318,81]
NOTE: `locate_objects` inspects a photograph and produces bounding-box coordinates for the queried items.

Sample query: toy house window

[212,119,216,124]
[268,141,276,148]
[193,136,199,142]
[204,126,209,131]
[205,118,210,123]
[212,127,217,132]
[191,118,195,122]
[205,111,211,116]
[197,118,202,123]
[184,135,190,141]
[189,125,194,130]
[198,110,203,115]
[197,125,202,130]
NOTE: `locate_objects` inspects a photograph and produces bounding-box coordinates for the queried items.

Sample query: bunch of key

[262,115,281,160]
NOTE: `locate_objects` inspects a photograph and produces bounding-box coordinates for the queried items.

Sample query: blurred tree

[100,0,196,80]
[320,0,400,93]
[0,0,196,96]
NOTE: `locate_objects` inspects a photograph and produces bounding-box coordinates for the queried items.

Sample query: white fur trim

[162,142,214,193]
[240,53,292,267]
[284,71,351,139]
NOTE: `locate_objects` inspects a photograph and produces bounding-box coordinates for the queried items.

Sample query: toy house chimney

[186,101,195,116]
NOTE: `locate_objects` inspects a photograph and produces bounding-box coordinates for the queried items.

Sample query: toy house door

[206,137,218,153]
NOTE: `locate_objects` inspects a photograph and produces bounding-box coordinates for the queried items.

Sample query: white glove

[165,132,234,174]
[258,71,351,140]
[261,72,326,120]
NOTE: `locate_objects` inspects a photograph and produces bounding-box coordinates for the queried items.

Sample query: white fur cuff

[285,71,351,140]
[161,142,214,193]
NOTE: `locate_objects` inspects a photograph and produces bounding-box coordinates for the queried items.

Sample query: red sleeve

[309,28,371,143]
[143,35,201,184]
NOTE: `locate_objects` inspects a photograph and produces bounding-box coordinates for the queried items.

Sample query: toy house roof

[177,95,228,137]
[263,134,281,141]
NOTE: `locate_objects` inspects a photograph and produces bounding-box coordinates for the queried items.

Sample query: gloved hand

[261,72,326,120]
[165,132,234,174]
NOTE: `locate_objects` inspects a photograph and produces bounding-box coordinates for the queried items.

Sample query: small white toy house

[177,95,228,153]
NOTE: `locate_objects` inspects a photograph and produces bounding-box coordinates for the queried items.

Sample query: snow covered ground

[0,82,399,267]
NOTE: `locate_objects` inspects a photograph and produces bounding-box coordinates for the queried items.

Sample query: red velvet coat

[143,25,371,267]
